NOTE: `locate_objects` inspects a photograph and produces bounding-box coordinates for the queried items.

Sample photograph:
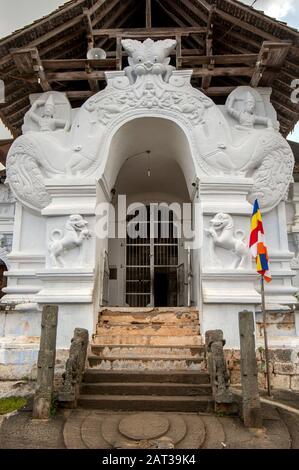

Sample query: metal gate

[125,206,180,307]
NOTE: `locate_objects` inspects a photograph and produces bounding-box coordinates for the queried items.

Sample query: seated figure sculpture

[28,94,70,132]
[226,91,274,130]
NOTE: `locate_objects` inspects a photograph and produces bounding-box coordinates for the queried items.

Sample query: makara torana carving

[5,38,294,214]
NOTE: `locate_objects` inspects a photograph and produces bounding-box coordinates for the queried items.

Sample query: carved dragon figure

[205,213,252,269]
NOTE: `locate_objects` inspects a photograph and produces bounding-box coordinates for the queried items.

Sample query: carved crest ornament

[5,38,294,213]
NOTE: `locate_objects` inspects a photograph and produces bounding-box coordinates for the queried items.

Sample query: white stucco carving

[226,87,277,130]
[122,38,177,84]
[5,137,53,210]
[49,214,91,267]
[5,39,294,214]
[0,185,15,203]
[2,37,298,377]
[22,91,71,133]
[205,213,251,269]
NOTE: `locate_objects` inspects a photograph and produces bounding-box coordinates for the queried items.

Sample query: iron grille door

[125,206,179,307]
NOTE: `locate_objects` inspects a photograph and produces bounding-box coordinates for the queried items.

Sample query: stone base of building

[225,341,299,392]
[0,335,68,383]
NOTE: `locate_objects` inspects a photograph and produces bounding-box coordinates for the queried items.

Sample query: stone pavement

[0,401,298,449]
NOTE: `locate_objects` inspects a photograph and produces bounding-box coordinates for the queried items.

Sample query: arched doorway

[99,117,198,308]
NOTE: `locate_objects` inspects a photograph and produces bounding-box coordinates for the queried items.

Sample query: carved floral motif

[96,84,213,126]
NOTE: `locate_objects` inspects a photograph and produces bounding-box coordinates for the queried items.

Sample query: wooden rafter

[92,27,207,38]
[91,0,121,28]
[87,0,106,18]
[0,0,298,138]
[146,0,152,29]
[214,5,294,43]
[83,9,99,92]
[201,4,216,89]
[155,0,201,50]
[10,47,51,92]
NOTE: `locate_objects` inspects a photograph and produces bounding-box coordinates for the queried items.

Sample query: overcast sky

[0,0,298,140]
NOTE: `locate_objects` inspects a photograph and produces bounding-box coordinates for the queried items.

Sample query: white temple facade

[0,38,298,379]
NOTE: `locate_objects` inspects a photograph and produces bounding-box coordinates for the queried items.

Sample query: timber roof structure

[0,0,299,138]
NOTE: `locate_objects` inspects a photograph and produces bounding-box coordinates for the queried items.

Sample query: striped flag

[249,199,272,282]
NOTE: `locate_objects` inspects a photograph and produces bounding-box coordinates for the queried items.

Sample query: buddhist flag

[249,199,272,282]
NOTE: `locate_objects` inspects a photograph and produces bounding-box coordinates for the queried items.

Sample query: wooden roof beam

[96,0,140,48]
[30,48,52,92]
[10,47,51,91]
[203,85,236,96]
[39,29,86,58]
[42,59,118,70]
[0,0,86,48]
[259,41,291,86]
[201,38,213,89]
[83,9,99,92]
[250,42,270,87]
[91,0,121,28]
[83,9,94,50]
[27,15,84,49]
[66,90,95,100]
[31,65,254,83]
[218,0,299,38]
[97,0,141,49]
[214,6,295,43]
[202,5,216,90]
[181,53,259,66]
[191,66,255,78]
[155,0,203,50]
[177,0,208,24]
[165,0,201,27]
[155,0,185,27]
[44,71,106,81]
[92,27,207,37]
[87,0,106,18]
[271,99,299,119]
[251,41,291,87]
[146,0,152,29]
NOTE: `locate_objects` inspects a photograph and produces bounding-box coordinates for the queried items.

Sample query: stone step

[90,344,205,358]
[92,334,202,346]
[96,324,199,336]
[89,357,205,369]
[100,307,199,314]
[83,369,210,384]
[80,382,212,396]
[88,355,206,370]
[99,310,199,325]
[77,394,213,412]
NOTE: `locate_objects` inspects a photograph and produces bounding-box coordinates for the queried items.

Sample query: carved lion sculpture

[121,38,177,84]
[49,214,91,267]
[205,213,251,269]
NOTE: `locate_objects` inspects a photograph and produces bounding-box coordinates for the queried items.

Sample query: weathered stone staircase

[78,307,213,411]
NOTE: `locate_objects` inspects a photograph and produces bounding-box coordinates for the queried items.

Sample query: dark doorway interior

[154,267,177,307]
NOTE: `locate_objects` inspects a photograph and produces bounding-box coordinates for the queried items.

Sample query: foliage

[0,396,27,415]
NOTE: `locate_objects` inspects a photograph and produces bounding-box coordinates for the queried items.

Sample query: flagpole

[261,275,272,397]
